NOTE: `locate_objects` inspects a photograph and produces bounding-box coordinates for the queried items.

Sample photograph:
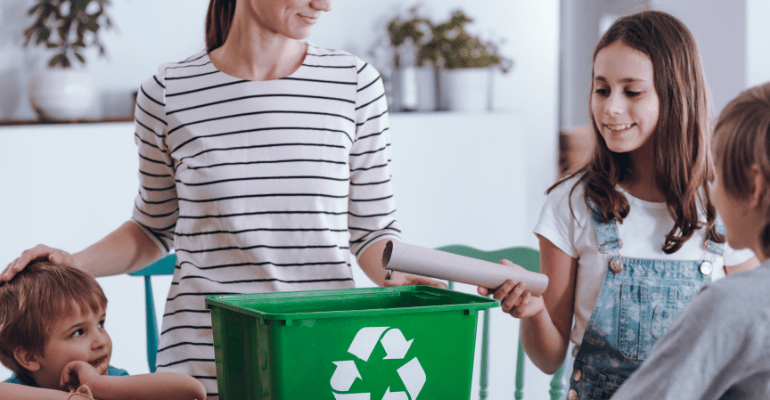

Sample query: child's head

[0,260,111,388]
[712,82,770,257]
[582,10,718,254]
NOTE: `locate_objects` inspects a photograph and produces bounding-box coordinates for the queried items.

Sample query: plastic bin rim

[204,285,499,321]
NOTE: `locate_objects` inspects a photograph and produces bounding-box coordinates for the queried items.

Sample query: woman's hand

[2,244,74,282]
[383,271,448,289]
[60,360,107,392]
[478,259,545,319]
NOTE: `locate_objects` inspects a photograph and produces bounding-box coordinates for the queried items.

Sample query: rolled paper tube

[382,241,549,296]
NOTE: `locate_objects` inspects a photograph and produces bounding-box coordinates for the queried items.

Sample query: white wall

[649,0,746,114]
[747,0,770,88]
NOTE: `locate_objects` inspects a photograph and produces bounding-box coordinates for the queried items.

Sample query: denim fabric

[569,204,721,399]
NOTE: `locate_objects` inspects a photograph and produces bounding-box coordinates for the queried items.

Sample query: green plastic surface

[205,286,499,400]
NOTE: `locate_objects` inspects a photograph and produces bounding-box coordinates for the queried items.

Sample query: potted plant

[423,10,513,111]
[23,0,113,121]
[386,8,437,112]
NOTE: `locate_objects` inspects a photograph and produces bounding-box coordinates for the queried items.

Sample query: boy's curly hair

[0,260,107,376]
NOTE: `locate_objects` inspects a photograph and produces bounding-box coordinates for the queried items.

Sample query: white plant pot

[391,66,438,112]
[438,68,493,112]
[29,69,96,121]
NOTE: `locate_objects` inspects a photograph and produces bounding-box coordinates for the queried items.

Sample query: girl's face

[591,41,660,155]
[247,0,332,40]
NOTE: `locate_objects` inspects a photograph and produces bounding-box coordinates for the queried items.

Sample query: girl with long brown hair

[480,10,758,399]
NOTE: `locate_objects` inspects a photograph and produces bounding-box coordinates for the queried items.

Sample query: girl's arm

[2,220,162,281]
[520,235,577,374]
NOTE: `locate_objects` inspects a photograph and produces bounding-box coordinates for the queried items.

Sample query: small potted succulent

[424,10,513,111]
[23,0,113,120]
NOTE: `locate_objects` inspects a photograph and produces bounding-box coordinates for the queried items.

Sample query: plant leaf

[49,53,66,68]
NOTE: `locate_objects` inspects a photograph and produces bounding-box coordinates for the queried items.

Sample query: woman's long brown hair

[555,10,722,253]
[205,0,237,53]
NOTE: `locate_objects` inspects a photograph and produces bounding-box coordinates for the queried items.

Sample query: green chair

[436,245,567,400]
[128,254,177,372]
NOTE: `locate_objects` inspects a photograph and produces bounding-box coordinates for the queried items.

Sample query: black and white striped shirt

[131,45,400,397]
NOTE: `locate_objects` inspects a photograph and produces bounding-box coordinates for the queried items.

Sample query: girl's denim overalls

[567,204,724,399]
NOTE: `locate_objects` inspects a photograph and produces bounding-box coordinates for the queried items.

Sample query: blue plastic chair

[436,245,567,400]
[128,254,176,372]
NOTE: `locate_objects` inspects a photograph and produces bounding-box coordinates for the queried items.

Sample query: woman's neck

[209,18,307,81]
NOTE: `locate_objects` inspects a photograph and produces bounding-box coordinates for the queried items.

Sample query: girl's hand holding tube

[478,259,546,319]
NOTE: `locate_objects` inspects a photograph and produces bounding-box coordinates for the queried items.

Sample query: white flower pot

[391,66,438,112]
[29,69,96,121]
[438,68,493,112]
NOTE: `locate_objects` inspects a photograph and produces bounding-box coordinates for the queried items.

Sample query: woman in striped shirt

[2,0,445,397]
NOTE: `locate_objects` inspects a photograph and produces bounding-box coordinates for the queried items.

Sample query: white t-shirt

[533,176,755,349]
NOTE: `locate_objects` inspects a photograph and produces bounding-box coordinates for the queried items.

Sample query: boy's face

[32,305,112,390]
[711,171,753,250]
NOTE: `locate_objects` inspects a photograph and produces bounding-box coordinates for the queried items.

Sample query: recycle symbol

[330,326,426,400]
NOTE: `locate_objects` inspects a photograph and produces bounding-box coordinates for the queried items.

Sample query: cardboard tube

[382,241,548,296]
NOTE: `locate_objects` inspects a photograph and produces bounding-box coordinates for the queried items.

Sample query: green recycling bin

[205,285,499,400]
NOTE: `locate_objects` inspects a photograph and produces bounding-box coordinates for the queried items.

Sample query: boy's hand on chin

[60,360,107,391]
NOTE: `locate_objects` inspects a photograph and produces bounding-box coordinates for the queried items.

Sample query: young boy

[612,82,770,399]
[0,260,206,400]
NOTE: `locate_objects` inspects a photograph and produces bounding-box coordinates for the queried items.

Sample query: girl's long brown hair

[555,10,722,253]
[205,0,236,53]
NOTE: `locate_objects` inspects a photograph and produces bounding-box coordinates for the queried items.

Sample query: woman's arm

[2,220,161,281]
[359,239,447,288]
[520,235,577,374]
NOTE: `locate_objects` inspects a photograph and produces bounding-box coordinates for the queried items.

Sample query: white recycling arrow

[333,393,370,400]
[380,329,413,360]
[348,327,389,362]
[381,387,409,400]
[397,358,426,400]
[330,361,362,392]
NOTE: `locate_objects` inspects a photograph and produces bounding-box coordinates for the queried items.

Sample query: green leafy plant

[424,10,513,72]
[23,0,113,68]
[386,8,434,67]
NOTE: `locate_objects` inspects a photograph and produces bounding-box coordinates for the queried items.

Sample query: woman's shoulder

[153,50,212,80]
[306,44,378,74]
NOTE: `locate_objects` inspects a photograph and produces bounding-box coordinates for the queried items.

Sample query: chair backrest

[128,254,177,372]
[435,245,567,400]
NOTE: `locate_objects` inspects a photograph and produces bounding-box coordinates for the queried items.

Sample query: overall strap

[703,220,726,258]
[589,201,622,255]
[583,178,622,256]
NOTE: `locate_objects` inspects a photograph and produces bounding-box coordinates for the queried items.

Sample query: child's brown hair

[0,260,107,376]
[713,82,770,256]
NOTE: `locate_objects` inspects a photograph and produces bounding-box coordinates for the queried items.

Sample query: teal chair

[128,254,177,372]
[436,245,567,400]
